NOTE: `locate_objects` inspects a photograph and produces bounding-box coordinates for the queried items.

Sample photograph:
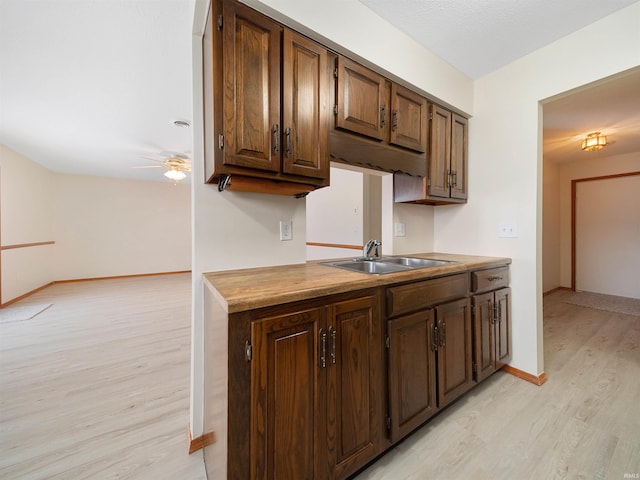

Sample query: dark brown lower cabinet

[249,291,383,480]
[435,298,474,408]
[387,309,437,443]
[327,296,383,479]
[387,295,473,443]
[472,287,512,382]
[251,306,325,480]
[226,267,511,478]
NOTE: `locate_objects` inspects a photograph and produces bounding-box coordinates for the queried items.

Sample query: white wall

[575,175,640,298]
[435,3,640,376]
[0,144,191,304]
[54,174,191,280]
[558,152,640,288]
[542,158,561,293]
[0,145,56,302]
[306,167,363,260]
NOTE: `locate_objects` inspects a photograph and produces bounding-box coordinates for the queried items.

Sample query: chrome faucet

[363,239,382,260]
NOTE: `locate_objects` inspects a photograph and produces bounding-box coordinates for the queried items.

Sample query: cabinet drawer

[386,273,468,318]
[471,266,509,293]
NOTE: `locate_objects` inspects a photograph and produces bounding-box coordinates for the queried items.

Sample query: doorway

[573,172,640,298]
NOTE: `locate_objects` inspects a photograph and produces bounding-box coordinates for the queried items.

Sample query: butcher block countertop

[203,253,511,314]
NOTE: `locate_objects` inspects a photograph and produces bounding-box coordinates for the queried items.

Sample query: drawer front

[471,266,509,293]
[386,273,469,318]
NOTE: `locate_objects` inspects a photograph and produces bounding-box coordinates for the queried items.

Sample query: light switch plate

[279,220,292,241]
[395,222,406,237]
[498,222,518,238]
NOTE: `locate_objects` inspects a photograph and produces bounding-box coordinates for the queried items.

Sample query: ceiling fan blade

[139,157,166,164]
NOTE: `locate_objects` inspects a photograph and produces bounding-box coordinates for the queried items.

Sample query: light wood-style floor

[2,278,638,480]
[354,291,640,479]
[0,274,206,480]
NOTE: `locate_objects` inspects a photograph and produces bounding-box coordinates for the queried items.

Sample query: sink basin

[378,257,455,268]
[323,259,412,275]
[321,256,457,275]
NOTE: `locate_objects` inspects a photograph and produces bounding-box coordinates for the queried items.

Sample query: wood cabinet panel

[387,309,438,443]
[222,1,281,172]
[472,286,511,382]
[471,266,510,293]
[450,113,468,200]
[282,30,330,179]
[386,273,468,318]
[390,83,428,153]
[472,291,495,382]
[251,307,325,480]
[427,104,452,198]
[336,56,387,140]
[328,295,383,479]
[495,287,511,369]
[436,298,473,408]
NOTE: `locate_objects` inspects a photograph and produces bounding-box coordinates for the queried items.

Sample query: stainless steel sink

[322,259,412,275]
[321,256,457,275]
[378,257,455,268]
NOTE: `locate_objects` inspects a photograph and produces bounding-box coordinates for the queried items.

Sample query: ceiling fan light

[581,132,607,151]
[164,168,187,181]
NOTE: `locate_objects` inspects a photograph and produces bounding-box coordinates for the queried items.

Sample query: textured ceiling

[0,0,638,184]
[358,0,640,79]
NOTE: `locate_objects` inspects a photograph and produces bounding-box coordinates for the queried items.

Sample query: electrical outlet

[279,220,292,241]
[498,222,518,238]
[395,222,406,237]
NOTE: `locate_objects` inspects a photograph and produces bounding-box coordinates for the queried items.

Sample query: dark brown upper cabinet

[335,56,427,155]
[394,103,468,205]
[335,56,387,141]
[203,0,330,195]
[389,83,428,153]
[428,104,468,200]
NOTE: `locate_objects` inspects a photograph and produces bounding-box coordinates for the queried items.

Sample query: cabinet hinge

[244,341,252,362]
[472,304,475,316]
[217,14,223,31]
[427,178,431,187]
[386,416,391,432]
[333,104,338,115]
[429,112,433,120]
[385,334,390,349]
[472,361,477,374]
[334,67,338,78]
[218,134,224,150]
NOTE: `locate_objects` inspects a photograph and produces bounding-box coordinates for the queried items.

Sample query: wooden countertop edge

[203,253,511,314]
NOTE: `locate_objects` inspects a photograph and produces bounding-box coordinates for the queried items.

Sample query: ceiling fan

[133,152,191,182]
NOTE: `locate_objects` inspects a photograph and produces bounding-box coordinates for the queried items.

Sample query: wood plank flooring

[0,274,206,480]
[2,278,638,479]
[353,291,640,480]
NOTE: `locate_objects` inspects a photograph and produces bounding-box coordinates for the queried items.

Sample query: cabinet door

[390,83,428,153]
[436,298,473,408]
[450,113,468,200]
[336,56,387,140]
[495,288,511,369]
[223,0,281,172]
[472,292,496,382]
[327,295,383,479]
[387,309,438,443]
[282,30,330,180]
[251,307,326,480]
[427,104,452,198]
